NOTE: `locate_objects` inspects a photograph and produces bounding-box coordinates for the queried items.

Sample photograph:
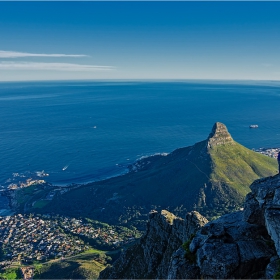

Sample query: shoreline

[50,167,129,188]
[0,168,130,217]
[0,147,279,217]
[0,189,16,216]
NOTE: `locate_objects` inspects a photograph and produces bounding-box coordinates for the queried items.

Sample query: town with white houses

[254,147,280,158]
[0,214,140,272]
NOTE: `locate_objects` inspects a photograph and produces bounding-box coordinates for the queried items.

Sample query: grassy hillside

[0,268,21,280]
[210,142,277,196]
[33,249,108,279]
[0,249,110,280]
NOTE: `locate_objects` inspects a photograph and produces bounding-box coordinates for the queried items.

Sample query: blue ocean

[0,81,280,201]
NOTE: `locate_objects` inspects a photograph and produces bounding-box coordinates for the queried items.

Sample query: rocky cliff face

[207,122,234,148]
[99,210,208,279]
[189,211,275,278]
[244,174,280,255]
[99,174,280,279]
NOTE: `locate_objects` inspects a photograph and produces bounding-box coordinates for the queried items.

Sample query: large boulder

[265,256,280,279]
[184,211,209,241]
[190,211,276,278]
[244,174,280,256]
[167,247,201,279]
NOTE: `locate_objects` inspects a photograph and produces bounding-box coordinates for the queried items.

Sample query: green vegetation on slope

[0,268,21,280]
[210,142,278,196]
[182,234,196,263]
[14,184,52,212]
[33,200,50,208]
[33,249,108,279]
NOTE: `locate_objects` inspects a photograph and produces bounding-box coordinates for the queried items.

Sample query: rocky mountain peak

[207,122,234,148]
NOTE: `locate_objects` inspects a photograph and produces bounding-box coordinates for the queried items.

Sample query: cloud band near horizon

[0,50,89,58]
[0,62,115,71]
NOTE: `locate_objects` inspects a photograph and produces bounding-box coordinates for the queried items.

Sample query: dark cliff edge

[99,173,280,279]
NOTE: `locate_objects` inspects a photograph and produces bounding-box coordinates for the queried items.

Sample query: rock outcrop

[190,211,275,278]
[207,122,234,148]
[99,174,280,279]
[167,247,200,279]
[99,210,208,279]
[244,175,280,255]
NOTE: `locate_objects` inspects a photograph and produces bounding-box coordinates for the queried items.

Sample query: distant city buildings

[0,214,87,267]
[0,213,140,270]
[254,148,280,159]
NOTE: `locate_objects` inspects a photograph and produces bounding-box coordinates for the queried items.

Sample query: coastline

[0,189,16,216]
[0,167,130,217]
[0,208,14,216]
[0,147,278,217]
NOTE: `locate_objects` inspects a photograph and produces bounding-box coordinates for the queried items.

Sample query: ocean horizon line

[0,78,280,84]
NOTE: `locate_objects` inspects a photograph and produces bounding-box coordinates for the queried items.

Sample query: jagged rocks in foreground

[190,211,275,278]
[99,174,280,279]
[99,210,208,279]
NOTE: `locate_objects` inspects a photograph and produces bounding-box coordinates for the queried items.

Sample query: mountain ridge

[36,122,278,226]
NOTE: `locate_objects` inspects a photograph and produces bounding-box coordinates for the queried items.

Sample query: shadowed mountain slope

[38,123,277,226]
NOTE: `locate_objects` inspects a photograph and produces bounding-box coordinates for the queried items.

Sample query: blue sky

[0,2,280,81]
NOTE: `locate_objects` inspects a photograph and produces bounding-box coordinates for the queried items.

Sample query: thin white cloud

[0,50,88,58]
[0,62,115,71]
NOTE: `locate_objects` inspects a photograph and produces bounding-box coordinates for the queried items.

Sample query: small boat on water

[62,165,69,171]
[36,170,49,177]
[249,125,258,128]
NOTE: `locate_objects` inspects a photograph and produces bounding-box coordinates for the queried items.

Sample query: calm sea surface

[0,81,280,197]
